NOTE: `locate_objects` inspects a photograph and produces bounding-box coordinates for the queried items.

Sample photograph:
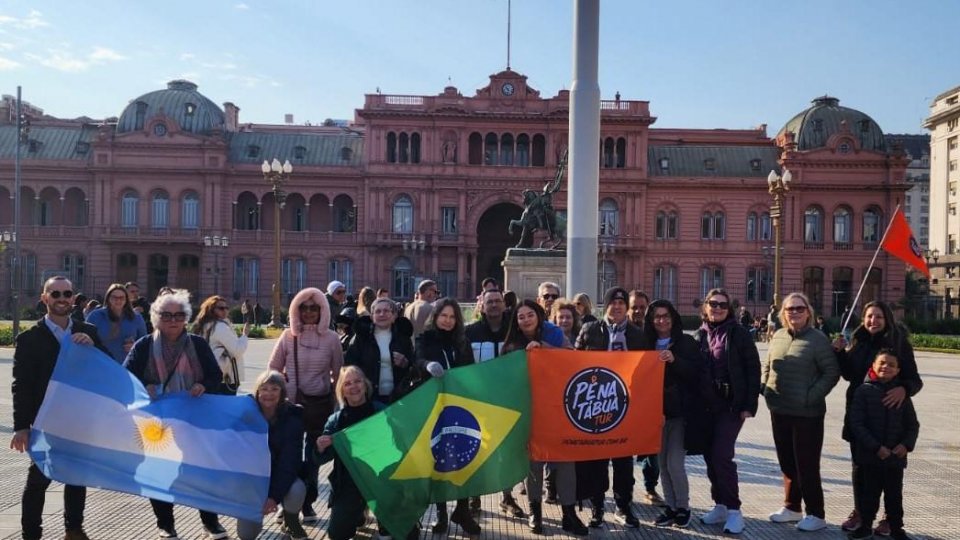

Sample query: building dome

[117,80,225,134]
[777,96,886,152]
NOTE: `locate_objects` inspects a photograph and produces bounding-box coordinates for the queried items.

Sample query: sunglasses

[47,290,74,299]
[785,306,808,313]
[707,300,730,310]
[159,311,188,322]
[299,304,321,312]
[541,294,559,300]
[215,305,229,311]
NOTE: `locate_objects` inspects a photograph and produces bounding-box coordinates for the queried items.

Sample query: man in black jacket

[575,286,644,528]
[11,276,107,540]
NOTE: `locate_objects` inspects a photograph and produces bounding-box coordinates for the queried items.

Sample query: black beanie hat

[603,286,629,306]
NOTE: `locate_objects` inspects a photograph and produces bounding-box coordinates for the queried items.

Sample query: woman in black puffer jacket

[344,298,414,404]
[832,300,922,533]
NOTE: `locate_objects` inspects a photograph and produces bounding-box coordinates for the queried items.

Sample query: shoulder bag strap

[293,335,300,392]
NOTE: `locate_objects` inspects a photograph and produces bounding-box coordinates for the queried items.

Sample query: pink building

[0,71,908,317]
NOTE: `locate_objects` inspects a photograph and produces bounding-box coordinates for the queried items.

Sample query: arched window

[121,190,139,228]
[151,191,169,229]
[134,101,147,131]
[863,207,882,244]
[701,211,725,240]
[532,134,546,166]
[484,133,498,165]
[62,253,85,291]
[653,265,678,303]
[746,212,757,241]
[700,266,724,299]
[398,132,410,163]
[468,132,483,165]
[393,257,413,299]
[500,133,514,166]
[181,191,200,229]
[516,134,530,166]
[616,137,626,168]
[602,137,615,168]
[410,133,421,164]
[386,132,397,163]
[599,199,618,236]
[760,212,772,240]
[746,266,772,303]
[832,266,854,316]
[392,195,413,233]
[834,207,852,244]
[803,266,824,313]
[655,210,678,240]
[804,206,824,244]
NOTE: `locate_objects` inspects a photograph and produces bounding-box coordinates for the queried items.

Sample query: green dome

[117,80,224,134]
[778,96,886,152]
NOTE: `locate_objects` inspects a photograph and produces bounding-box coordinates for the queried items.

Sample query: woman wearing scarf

[414,297,482,536]
[692,288,761,535]
[123,288,226,540]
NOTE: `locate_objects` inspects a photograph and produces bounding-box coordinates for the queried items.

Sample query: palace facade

[0,69,910,317]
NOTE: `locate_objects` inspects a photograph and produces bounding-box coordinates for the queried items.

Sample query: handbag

[205,321,240,395]
[293,336,333,433]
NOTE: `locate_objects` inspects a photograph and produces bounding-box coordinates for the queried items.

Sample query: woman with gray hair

[123,288,227,540]
[235,370,308,540]
[344,297,414,403]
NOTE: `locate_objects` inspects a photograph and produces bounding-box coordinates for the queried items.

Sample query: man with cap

[326,281,347,330]
[574,286,645,528]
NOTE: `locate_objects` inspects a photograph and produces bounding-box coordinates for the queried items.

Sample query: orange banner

[881,208,929,278]
[527,349,664,462]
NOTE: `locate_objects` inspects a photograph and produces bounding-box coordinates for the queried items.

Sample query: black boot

[562,505,589,536]
[499,494,526,518]
[432,503,448,534]
[528,501,543,534]
[588,497,604,528]
[450,499,481,535]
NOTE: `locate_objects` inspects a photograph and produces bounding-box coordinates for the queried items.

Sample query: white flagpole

[841,204,902,334]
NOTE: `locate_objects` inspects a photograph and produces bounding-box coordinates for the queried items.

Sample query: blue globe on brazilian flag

[332,352,531,538]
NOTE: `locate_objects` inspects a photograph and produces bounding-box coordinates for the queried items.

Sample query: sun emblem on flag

[134,417,175,452]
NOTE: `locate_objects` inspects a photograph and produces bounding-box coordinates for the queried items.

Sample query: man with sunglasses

[537,281,561,313]
[12,276,107,540]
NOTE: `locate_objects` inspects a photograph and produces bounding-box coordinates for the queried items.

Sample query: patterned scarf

[146,330,205,394]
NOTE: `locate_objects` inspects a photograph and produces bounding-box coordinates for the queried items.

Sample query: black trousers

[22,463,86,540]
[856,464,904,530]
[589,456,635,509]
[149,499,219,530]
[770,412,826,518]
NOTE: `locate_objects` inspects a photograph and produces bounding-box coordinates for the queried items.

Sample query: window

[804,206,823,243]
[832,267,854,316]
[949,137,958,150]
[410,133,421,164]
[233,257,260,298]
[659,157,670,172]
[803,266,824,313]
[340,147,353,161]
[599,199,618,236]
[38,199,52,226]
[653,265,678,303]
[328,259,353,294]
[392,195,413,233]
[282,257,307,295]
[116,253,138,284]
[501,133,514,166]
[746,212,757,241]
[862,207,881,243]
[516,134,530,166]
[468,132,483,165]
[15,252,38,295]
[182,103,195,132]
[833,207,852,244]
[484,133,498,165]
[246,145,260,158]
[386,132,397,163]
[439,270,457,298]
[392,257,413,299]
[750,159,761,171]
[948,118,958,131]
[602,138,615,168]
[121,191,138,227]
[858,120,871,133]
[441,207,458,235]
[294,146,307,160]
[598,260,617,293]
[655,210,678,240]
[62,253,85,291]
[399,133,410,163]
[700,266,724,299]
[531,134,546,167]
[151,191,169,229]
[181,192,200,229]
[950,160,958,172]
[134,101,147,131]
[701,211,725,240]
[760,212,772,240]
[746,266,772,303]
[838,142,851,154]
[704,158,716,171]
[615,137,626,168]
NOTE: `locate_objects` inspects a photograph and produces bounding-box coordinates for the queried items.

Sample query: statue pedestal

[502,248,567,301]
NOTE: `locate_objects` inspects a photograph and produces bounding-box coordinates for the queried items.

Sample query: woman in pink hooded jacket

[269,287,344,524]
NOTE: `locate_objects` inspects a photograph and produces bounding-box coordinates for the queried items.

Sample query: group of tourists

[11,275,922,540]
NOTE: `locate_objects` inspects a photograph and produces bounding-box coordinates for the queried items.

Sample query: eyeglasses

[215,305,229,311]
[299,304,321,312]
[653,315,671,322]
[541,294,559,300]
[47,290,74,299]
[159,311,188,322]
[707,300,730,310]
[334,290,346,296]
[785,306,808,313]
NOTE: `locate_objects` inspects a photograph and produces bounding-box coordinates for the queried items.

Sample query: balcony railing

[833,242,853,251]
[804,241,825,250]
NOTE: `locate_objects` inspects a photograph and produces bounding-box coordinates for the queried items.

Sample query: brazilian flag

[332,351,531,537]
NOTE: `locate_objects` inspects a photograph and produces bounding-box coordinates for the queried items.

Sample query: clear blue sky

[1,0,956,134]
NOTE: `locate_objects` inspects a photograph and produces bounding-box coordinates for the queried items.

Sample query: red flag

[881,208,929,278]
[527,349,664,461]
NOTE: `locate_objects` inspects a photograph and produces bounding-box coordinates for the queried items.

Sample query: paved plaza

[1,339,957,540]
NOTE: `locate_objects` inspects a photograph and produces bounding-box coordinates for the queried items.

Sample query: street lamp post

[262,158,292,328]
[599,240,615,294]
[1,231,15,320]
[203,235,229,296]
[12,86,27,338]
[767,168,792,308]
[402,234,426,296]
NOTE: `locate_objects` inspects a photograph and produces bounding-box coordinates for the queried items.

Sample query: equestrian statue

[508,150,567,249]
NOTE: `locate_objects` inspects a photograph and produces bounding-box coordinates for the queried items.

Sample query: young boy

[847,349,920,540]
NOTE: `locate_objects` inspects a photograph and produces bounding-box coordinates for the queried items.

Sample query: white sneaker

[796,514,828,532]
[700,504,728,525]
[769,507,804,523]
[723,510,745,534]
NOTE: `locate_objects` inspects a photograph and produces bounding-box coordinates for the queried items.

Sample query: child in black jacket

[847,349,920,540]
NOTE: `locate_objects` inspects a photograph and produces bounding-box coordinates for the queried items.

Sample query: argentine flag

[28,342,270,522]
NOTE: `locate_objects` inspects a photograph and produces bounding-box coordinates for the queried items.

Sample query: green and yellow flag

[332,351,531,537]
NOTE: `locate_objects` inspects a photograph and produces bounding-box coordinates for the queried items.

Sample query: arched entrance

[476,202,523,289]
